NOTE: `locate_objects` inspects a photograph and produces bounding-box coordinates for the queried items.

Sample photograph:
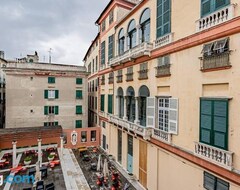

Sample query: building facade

[4,62,88,129]
[85,0,240,189]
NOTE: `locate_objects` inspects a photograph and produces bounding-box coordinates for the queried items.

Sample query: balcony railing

[194,142,233,170]
[152,128,171,144]
[116,75,123,83]
[155,64,171,77]
[196,4,235,32]
[154,33,173,49]
[108,114,152,140]
[201,52,230,71]
[138,69,148,80]
[126,73,133,82]
[109,42,153,66]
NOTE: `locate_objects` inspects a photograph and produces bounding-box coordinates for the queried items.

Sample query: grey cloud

[0,0,109,65]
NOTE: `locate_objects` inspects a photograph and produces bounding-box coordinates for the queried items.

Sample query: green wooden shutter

[213,100,228,150]
[156,0,171,38]
[54,121,58,126]
[108,35,114,61]
[101,41,105,65]
[101,95,105,112]
[55,106,59,115]
[201,0,212,17]
[48,77,55,84]
[76,90,83,99]
[76,105,82,114]
[44,90,48,99]
[44,122,48,127]
[76,78,83,84]
[108,95,113,114]
[200,100,212,145]
[55,90,59,99]
[44,106,48,115]
[215,0,230,10]
[76,120,82,128]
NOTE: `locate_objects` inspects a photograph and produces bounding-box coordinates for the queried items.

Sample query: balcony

[200,52,230,71]
[196,4,235,32]
[151,128,171,144]
[155,64,171,77]
[116,75,123,83]
[138,69,148,80]
[154,33,173,49]
[194,142,233,170]
[109,42,153,66]
[126,73,133,82]
[108,114,152,140]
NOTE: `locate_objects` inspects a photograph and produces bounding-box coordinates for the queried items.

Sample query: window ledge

[201,65,232,72]
[156,74,171,78]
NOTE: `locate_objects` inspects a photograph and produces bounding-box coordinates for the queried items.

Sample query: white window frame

[48,106,55,115]
[48,90,55,99]
[158,98,169,132]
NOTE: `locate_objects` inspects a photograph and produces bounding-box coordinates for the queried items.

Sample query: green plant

[24,156,32,162]
[48,154,54,159]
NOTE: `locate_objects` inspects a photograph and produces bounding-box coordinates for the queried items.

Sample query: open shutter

[44,90,48,99]
[55,90,59,99]
[163,0,171,35]
[55,106,59,115]
[44,106,48,115]
[146,97,156,128]
[169,98,178,134]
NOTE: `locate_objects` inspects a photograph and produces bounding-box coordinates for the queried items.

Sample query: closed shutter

[156,0,171,38]
[55,90,59,99]
[48,77,55,84]
[108,35,114,61]
[215,0,229,10]
[201,0,212,17]
[108,95,113,114]
[44,122,48,127]
[200,100,212,144]
[76,90,82,99]
[76,120,82,128]
[76,78,83,84]
[44,106,48,115]
[213,100,228,150]
[168,98,178,134]
[55,106,59,115]
[101,95,105,112]
[146,97,156,128]
[101,41,106,65]
[44,90,48,99]
[54,122,58,126]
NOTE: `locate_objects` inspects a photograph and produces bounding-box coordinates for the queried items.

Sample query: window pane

[204,172,215,190]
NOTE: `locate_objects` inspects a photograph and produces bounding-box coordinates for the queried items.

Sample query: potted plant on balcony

[81,135,86,142]
[48,154,54,161]
[24,156,32,165]
[91,137,96,142]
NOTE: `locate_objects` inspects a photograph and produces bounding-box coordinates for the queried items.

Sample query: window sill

[126,79,133,82]
[138,77,148,80]
[201,65,232,72]
[155,74,171,78]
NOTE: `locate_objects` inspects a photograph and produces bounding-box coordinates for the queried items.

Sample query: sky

[0,0,109,66]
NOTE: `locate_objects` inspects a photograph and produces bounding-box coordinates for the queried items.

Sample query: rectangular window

[48,77,55,84]
[91,130,96,141]
[203,172,229,190]
[76,105,83,114]
[108,94,113,114]
[101,95,105,112]
[201,0,230,17]
[102,135,106,149]
[76,78,83,85]
[102,20,106,32]
[108,35,114,61]
[157,55,170,66]
[44,106,59,115]
[95,97,97,109]
[96,56,98,71]
[101,41,106,65]
[200,99,228,150]
[44,90,59,99]
[157,97,178,134]
[76,90,83,99]
[102,121,106,128]
[44,122,58,127]
[156,0,171,38]
[75,120,82,128]
[109,10,114,24]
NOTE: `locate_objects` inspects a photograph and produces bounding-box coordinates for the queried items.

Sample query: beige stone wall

[5,67,88,129]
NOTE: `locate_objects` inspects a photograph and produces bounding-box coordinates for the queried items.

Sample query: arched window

[126,86,135,122]
[117,87,124,118]
[118,28,125,55]
[140,8,150,43]
[127,19,137,49]
[138,85,150,127]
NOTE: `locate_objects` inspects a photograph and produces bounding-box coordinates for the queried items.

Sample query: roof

[95,0,137,24]
[83,33,100,62]
[0,57,7,63]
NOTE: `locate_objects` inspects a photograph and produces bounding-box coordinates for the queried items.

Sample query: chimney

[0,51,4,59]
